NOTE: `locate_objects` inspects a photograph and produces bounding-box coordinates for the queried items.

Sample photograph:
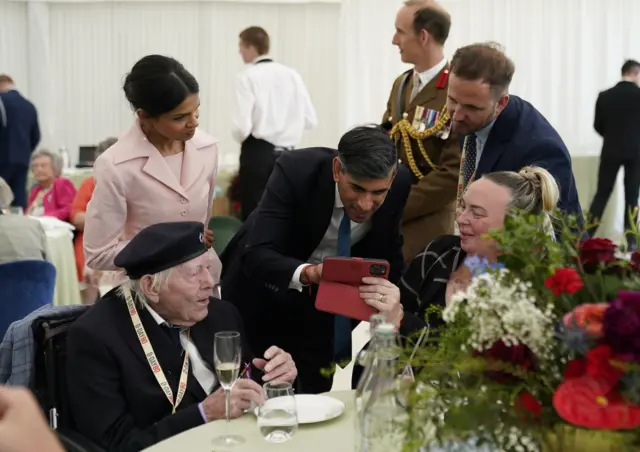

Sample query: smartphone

[315,257,390,322]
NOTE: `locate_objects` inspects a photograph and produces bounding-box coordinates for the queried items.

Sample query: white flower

[443,269,556,361]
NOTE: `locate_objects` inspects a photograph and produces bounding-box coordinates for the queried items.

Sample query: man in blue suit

[0,74,40,209]
[445,43,582,223]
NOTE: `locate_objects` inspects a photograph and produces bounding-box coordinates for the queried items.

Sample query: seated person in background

[352,166,559,386]
[66,221,297,452]
[71,137,117,303]
[26,149,76,221]
[0,177,48,263]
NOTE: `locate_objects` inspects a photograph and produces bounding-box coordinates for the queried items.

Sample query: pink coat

[27,177,77,222]
[83,120,222,283]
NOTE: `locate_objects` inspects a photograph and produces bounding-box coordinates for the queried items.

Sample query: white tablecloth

[143,391,356,452]
[572,154,626,242]
[45,228,82,306]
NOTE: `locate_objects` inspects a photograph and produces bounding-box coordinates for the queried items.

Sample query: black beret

[114,221,207,279]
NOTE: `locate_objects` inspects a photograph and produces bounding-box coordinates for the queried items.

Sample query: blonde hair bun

[518,166,560,213]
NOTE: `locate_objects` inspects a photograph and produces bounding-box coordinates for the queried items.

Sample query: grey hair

[31,148,64,177]
[337,125,398,180]
[96,137,118,159]
[0,177,14,209]
[117,268,174,308]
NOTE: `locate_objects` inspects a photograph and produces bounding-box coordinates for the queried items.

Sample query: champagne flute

[212,331,244,447]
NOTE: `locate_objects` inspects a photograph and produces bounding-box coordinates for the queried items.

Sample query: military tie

[462,133,478,189]
[409,73,422,102]
[334,210,353,364]
[163,324,184,351]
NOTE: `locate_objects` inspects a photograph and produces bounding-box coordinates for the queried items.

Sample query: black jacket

[594,81,640,161]
[66,290,256,451]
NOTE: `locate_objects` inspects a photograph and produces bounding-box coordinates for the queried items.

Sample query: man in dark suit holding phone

[221,125,411,394]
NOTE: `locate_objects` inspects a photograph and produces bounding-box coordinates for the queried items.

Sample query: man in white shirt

[382,1,461,262]
[232,26,318,221]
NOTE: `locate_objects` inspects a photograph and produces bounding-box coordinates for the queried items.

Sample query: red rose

[544,268,584,296]
[564,359,587,379]
[476,341,535,382]
[586,345,623,390]
[515,391,542,418]
[579,238,616,267]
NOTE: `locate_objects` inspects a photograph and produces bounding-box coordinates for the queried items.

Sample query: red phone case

[315,257,390,322]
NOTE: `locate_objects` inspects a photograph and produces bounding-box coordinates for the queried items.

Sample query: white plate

[254,394,346,424]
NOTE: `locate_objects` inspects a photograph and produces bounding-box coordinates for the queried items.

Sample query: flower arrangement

[402,214,640,452]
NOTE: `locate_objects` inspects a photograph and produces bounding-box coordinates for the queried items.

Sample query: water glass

[257,382,298,443]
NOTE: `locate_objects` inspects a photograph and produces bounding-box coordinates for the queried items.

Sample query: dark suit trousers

[588,157,640,245]
[0,163,28,209]
[239,135,282,222]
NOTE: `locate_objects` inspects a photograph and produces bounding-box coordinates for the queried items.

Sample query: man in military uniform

[383,0,460,262]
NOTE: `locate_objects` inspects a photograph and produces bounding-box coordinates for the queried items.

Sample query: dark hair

[239,27,270,55]
[337,125,397,180]
[450,42,515,97]
[123,55,199,117]
[621,59,640,76]
[405,1,451,46]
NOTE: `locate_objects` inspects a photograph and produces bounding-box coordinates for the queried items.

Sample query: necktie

[462,133,478,189]
[409,74,421,102]
[163,324,183,351]
[334,210,352,364]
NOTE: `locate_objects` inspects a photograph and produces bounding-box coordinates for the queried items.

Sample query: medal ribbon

[123,287,190,414]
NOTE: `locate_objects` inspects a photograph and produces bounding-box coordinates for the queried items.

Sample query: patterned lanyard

[455,135,477,211]
[123,287,190,414]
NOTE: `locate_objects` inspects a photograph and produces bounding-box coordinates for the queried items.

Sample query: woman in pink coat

[84,55,222,287]
[27,149,77,221]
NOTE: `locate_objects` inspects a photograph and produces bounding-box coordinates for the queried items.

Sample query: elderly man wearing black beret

[65,221,297,452]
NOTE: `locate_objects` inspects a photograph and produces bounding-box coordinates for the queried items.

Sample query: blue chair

[208,216,243,256]
[0,260,56,339]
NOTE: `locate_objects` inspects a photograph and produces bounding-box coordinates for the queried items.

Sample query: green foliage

[401,211,640,451]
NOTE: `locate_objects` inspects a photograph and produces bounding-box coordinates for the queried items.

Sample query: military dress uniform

[383,65,461,263]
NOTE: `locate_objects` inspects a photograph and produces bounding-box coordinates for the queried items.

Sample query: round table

[143,391,356,452]
[45,228,82,306]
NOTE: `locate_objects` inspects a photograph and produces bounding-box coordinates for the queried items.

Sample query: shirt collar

[414,58,447,87]
[475,119,496,145]
[252,55,272,64]
[144,302,166,326]
[334,184,343,208]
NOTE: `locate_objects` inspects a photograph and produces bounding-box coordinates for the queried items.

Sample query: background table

[45,228,82,306]
[143,391,355,452]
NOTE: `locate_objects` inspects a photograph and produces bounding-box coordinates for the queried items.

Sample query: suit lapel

[308,158,337,255]
[115,296,206,402]
[179,141,205,196]
[142,150,188,199]
[476,97,518,177]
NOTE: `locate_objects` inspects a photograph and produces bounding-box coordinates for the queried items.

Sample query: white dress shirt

[231,55,317,148]
[144,303,217,395]
[412,58,448,94]
[289,185,372,290]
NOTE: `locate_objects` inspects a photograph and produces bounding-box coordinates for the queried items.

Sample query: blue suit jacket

[0,90,40,167]
[467,95,582,221]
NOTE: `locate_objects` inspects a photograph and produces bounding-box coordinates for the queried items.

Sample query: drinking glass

[212,331,244,447]
[257,382,298,443]
[8,207,23,215]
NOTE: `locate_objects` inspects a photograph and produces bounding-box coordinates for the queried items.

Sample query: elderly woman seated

[26,149,76,221]
[352,166,560,386]
[0,177,48,263]
[66,221,298,452]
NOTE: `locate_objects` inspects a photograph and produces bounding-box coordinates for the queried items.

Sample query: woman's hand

[359,277,404,328]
